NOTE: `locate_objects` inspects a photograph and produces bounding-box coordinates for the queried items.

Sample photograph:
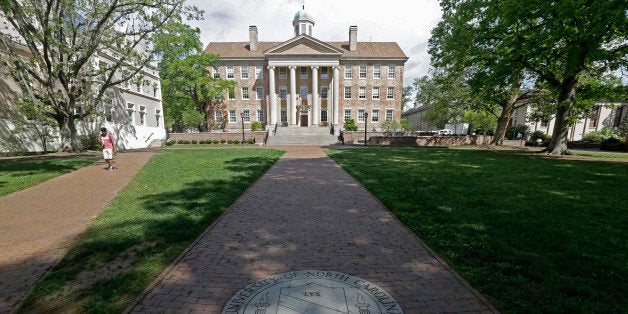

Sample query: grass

[327,147,627,313]
[19,148,283,313]
[0,157,98,196]
[570,150,628,159]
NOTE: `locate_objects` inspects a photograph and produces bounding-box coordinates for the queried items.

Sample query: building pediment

[265,35,343,57]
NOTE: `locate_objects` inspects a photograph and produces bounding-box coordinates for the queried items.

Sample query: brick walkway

[127,146,497,313]
[0,151,154,313]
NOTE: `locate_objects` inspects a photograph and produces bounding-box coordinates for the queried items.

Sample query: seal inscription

[222,270,402,313]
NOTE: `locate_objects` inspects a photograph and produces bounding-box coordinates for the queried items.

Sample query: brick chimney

[349,26,357,51]
[249,25,258,51]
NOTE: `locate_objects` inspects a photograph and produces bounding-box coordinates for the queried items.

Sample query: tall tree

[432,0,627,154]
[414,70,474,128]
[0,0,200,151]
[153,21,234,132]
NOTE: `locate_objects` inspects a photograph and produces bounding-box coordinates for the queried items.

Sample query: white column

[268,66,277,125]
[332,66,340,125]
[311,66,319,126]
[289,66,297,126]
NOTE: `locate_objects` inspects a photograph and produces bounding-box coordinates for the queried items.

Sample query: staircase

[266,126,340,146]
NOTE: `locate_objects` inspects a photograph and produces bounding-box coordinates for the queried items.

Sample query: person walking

[97,127,117,170]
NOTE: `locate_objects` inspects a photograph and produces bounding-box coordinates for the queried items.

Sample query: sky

[185,0,442,87]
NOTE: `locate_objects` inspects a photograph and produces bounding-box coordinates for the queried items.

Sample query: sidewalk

[0,151,155,313]
[127,146,497,313]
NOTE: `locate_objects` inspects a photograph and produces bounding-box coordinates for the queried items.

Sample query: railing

[144,132,154,142]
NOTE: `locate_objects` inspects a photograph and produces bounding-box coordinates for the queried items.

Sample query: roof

[203,41,408,60]
[294,9,315,23]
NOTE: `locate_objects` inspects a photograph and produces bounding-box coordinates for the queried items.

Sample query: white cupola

[293,5,314,36]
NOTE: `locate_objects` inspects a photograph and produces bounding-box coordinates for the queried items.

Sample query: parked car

[437,129,453,135]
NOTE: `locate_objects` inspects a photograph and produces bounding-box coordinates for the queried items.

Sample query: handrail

[144,132,154,142]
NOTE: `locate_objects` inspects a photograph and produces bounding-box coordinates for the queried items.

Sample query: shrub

[177,140,190,144]
[246,138,255,144]
[600,137,627,151]
[213,139,219,144]
[220,139,226,144]
[506,125,529,140]
[250,121,264,132]
[343,119,358,131]
[164,140,174,146]
[191,140,198,144]
[78,132,101,151]
[530,130,550,142]
[581,128,621,143]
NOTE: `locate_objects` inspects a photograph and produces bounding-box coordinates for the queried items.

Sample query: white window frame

[242,86,250,100]
[386,109,394,121]
[359,65,367,78]
[214,110,223,122]
[256,86,264,100]
[358,86,366,99]
[279,86,287,99]
[281,110,287,122]
[387,86,394,99]
[371,109,379,122]
[255,66,263,79]
[321,67,328,79]
[372,86,380,99]
[300,67,308,79]
[257,110,265,123]
[321,110,328,122]
[321,86,328,99]
[344,86,352,99]
[213,68,220,78]
[373,65,381,79]
[279,67,287,79]
[227,66,234,79]
[344,109,352,121]
[344,66,352,79]
[241,65,249,79]
[357,109,366,123]
[229,110,237,123]
[388,65,395,79]
[242,109,250,123]
[139,106,146,125]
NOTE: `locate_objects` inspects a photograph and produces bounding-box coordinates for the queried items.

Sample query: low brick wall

[169,131,267,144]
[341,131,493,146]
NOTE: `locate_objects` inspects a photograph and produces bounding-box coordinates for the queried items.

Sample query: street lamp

[240,112,245,146]
[364,112,368,146]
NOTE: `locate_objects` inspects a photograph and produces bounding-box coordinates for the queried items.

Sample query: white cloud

[185,0,442,86]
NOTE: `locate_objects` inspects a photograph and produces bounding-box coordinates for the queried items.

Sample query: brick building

[204,7,408,135]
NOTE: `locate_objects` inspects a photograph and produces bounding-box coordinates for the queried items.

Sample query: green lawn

[327,147,627,313]
[20,148,283,313]
[0,157,97,196]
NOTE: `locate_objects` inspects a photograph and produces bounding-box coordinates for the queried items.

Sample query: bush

[220,139,226,144]
[343,119,358,131]
[246,138,255,144]
[506,125,529,140]
[165,140,174,146]
[213,139,219,144]
[530,130,550,142]
[581,128,621,143]
[177,140,190,144]
[250,121,264,132]
[600,137,627,151]
[191,140,198,144]
[78,132,101,151]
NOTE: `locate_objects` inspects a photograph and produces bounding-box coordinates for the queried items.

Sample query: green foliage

[581,128,622,143]
[505,125,529,140]
[463,110,498,135]
[600,137,627,151]
[250,121,264,132]
[181,109,205,131]
[78,132,101,151]
[414,72,471,128]
[343,119,358,131]
[328,148,628,312]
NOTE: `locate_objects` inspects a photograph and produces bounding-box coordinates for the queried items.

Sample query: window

[257,110,265,123]
[255,66,263,79]
[281,110,287,122]
[229,110,237,123]
[388,66,395,79]
[279,86,287,99]
[541,121,549,127]
[214,92,222,100]
[373,65,380,79]
[359,65,367,78]
[242,110,250,123]
[155,109,161,127]
[372,86,380,99]
[256,86,264,100]
[358,109,366,122]
[300,86,308,100]
[227,66,234,79]
[139,106,146,125]
[300,67,308,79]
[228,88,235,100]
[214,110,223,122]
[321,86,328,99]
[241,65,248,79]
[321,67,328,79]
[372,109,379,122]
[153,83,159,97]
[344,86,352,99]
[387,86,394,99]
[344,66,352,79]
[242,87,250,100]
[358,86,366,99]
[213,68,220,78]
[386,109,393,121]
[127,103,134,124]
[279,67,287,79]
[344,109,352,121]
[321,110,328,122]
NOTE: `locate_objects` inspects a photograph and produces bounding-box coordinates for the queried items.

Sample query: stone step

[267,127,339,146]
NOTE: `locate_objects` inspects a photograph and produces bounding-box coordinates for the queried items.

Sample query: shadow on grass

[19,153,281,313]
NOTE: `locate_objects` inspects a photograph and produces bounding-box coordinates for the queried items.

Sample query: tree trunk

[491,75,523,145]
[56,115,79,152]
[547,77,578,155]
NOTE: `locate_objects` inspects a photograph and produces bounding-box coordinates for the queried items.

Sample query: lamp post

[364,112,368,146]
[240,112,245,146]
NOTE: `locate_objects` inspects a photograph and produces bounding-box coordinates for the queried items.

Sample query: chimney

[349,26,357,51]
[249,25,258,51]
